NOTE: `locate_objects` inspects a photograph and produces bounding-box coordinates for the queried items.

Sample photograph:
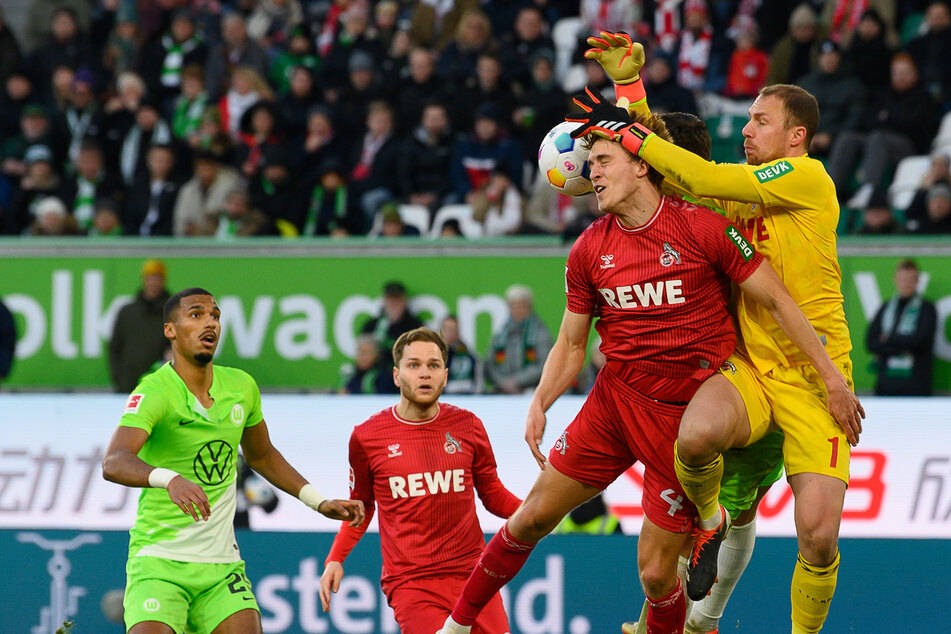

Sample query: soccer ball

[538,121,592,196]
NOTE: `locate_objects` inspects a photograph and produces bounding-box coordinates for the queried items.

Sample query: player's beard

[194,352,213,365]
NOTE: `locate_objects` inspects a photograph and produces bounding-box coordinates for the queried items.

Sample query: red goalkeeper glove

[566,86,655,156]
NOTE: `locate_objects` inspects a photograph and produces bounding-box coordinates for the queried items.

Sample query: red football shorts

[548,366,696,533]
[387,576,510,634]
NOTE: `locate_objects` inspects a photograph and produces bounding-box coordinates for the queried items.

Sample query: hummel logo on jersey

[660,242,681,267]
[387,444,403,458]
[600,254,615,269]
[720,360,737,375]
[444,432,462,454]
[553,431,569,456]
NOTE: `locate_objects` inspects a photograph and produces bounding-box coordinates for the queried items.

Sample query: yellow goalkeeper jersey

[640,137,852,374]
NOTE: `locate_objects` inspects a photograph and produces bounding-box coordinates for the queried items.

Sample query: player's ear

[392,365,399,387]
[163,321,175,340]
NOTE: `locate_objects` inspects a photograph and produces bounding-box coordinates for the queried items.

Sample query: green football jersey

[119,362,263,563]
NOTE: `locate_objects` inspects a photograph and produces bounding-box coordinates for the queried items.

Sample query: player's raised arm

[240,420,364,526]
[738,261,865,444]
[102,426,211,521]
[525,309,592,468]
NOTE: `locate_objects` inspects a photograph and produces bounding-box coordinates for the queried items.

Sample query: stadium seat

[429,204,485,238]
[561,63,587,93]
[552,17,581,80]
[887,154,930,211]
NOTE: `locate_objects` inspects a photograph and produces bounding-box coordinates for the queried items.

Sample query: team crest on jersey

[125,393,144,414]
[230,403,245,426]
[720,360,737,375]
[659,242,681,267]
[387,443,403,458]
[444,432,462,454]
[599,254,615,269]
[553,430,569,456]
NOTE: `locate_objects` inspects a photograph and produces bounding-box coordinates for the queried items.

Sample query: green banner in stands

[0,248,948,392]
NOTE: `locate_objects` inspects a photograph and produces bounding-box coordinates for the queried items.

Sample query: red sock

[645,579,686,634]
[451,522,535,626]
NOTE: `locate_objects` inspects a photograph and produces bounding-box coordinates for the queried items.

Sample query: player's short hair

[164,287,214,322]
[582,112,673,188]
[896,259,919,273]
[392,327,449,367]
[659,112,711,160]
[758,84,819,149]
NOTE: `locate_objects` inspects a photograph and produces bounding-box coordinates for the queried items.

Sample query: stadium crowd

[1,0,950,239]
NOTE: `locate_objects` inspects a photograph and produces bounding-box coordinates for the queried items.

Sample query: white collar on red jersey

[614,195,665,234]
[391,403,441,425]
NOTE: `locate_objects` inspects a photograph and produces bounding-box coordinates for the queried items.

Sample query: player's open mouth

[594,185,606,194]
[200,332,217,345]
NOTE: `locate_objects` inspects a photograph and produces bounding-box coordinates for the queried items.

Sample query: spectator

[797,40,865,158]
[108,259,171,393]
[436,10,496,86]
[102,71,146,150]
[521,169,590,235]
[1,105,55,189]
[821,0,897,46]
[514,48,569,166]
[170,65,209,143]
[372,0,400,54]
[332,50,389,138]
[906,1,951,105]
[440,314,483,394]
[173,149,242,236]
[361,280,424,387]
[450,103,523,206]
[0,71,35,139]
[337,334,392,394]
[218,67,273,139]
[236,101,282,180]
[499,6,554,88]
[484,284,553,394]
[64,139,124,231]
[124,143,180,237]
[854,188,901,234]
[641,54,700,116]
[250,145,298,224]
[398,101,456,215]
[723,20,770,99]
[676,0,715,92]
[828,53,939,213]
[0,8,22,87]
[191,106,235,164]
[28,8,90,91]
[0,296,14,386]
[89,197,123,237]
[118,99,173,187]
[6,145,67,235]
[138,10,207,104]
[28,196,80,236]
[392,48,448,137]
[378,203,421,237]
[270,29,320,95]
[455,52,517,135]
[766,3,826,86]
[246,0,304,46]
[215,185,277,238]
[439,218,463,238]
[277,66,319,138]
[866,259,938,395]
[842,9,895,92]
[24,0,91,54]
[579,0,643,53]
[349,100,400,222]
[908,182,951,234]
[408,0,479,50]
[204,13,269,100]
[292,159,357,236]
[296,106,345,181]
[57,68,104,165]
[905,153,951,228]
[101,2,139,78]
[320,3,384,93]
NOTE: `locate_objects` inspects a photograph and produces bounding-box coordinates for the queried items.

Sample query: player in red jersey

[319,327,521,634]
[439,110,854,634]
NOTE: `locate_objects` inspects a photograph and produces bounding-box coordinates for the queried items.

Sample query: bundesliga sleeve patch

[725,225,755,261]
[754,160,794,182]
[125,393,144,414]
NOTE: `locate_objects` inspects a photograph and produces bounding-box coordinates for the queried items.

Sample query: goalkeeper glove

[566,87,655,156]
[584,31,647,108]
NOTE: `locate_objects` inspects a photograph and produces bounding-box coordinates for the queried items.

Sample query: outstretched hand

[319,561,344,612]
[317,499,365,527]
[565,86,633,140]
[584,31,645,85]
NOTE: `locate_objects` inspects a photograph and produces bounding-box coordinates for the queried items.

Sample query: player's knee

[677,418,724,463]
[638,563,677,600]
[508,507,556,543]
[797,522,839,565]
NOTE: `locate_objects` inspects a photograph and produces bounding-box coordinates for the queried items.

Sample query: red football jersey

[326,403,520,591]
[566,196,763,388]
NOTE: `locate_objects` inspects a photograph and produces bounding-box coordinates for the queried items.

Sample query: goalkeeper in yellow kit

[574,33,865,634]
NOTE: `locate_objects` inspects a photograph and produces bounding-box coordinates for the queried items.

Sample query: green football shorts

[124,556,259,633]
[719,429,785,519]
